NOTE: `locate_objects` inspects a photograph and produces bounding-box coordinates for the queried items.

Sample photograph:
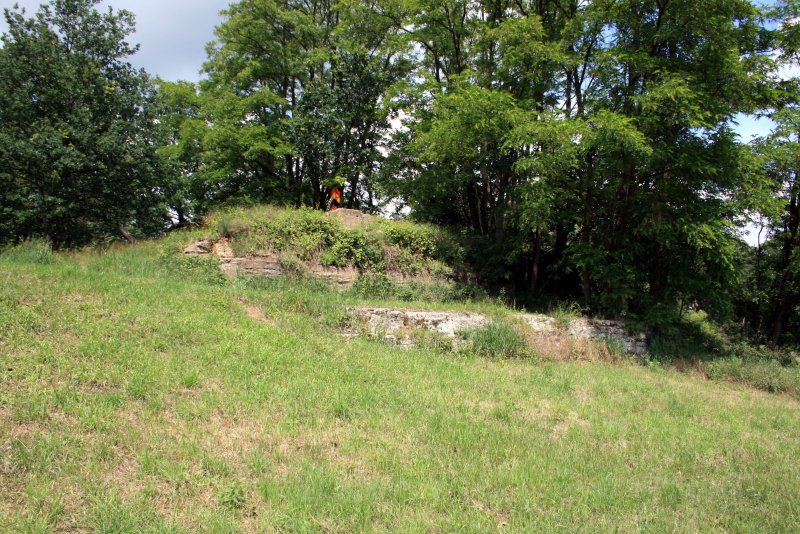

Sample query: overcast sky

[1,0,230,81]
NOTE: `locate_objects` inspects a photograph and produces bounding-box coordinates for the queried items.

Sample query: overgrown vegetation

[460,322,531,360]
[3,0,800,353]
[204,205,468,282]
[161,205,800,397]
[2,238,800,531]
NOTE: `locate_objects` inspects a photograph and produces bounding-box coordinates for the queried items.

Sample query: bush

[325,230,385,270]
[383,220,437,256]
[462,322,529,359]
[159,246,227,286]
[350,273,399,300]
[278,253,307,275]
[0,238,58,265]
[705,357,800,395]
[381,220,465,265]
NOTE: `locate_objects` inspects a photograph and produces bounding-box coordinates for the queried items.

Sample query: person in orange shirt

[329,186,342,211]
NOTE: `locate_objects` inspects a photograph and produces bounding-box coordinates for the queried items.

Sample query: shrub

[159,246,227,286]
[704,357,800,395]
[330,230,385,270]
[350,273,399,300]
[395,248,424,276]
[259,208,338,250]
[383,220,436,255]
[426,259,454,279]
[278,253,307,275]
[381,220,465,265]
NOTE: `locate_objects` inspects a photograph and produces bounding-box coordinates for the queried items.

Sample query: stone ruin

[184,238,648,355]
[183,238,359,287]
[348,307,490,347]
[349,307,648,355]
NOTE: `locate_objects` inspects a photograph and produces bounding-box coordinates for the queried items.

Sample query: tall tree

[0,0,167,247]
[194,0,408,210]
[381,0,776,321]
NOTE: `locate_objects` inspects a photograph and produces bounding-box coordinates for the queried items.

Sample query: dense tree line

[1,0,799,345]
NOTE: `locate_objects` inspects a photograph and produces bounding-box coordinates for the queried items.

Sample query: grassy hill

[1,219,800,531]
[202,205,471,292]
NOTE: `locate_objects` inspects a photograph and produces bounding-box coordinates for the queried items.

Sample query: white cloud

[1,0,230,81]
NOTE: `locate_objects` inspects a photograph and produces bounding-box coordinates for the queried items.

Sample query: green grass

[206,205,467,282]
[1,239,800,532]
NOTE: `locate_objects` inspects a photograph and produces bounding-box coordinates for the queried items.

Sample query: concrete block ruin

[348,307,490,346]
[349,307,648,355]
[521,314,648,355]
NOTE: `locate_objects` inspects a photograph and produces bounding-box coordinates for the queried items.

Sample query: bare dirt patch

[237,299,275,326]
[468,497,510,528]
[551,411,590,440]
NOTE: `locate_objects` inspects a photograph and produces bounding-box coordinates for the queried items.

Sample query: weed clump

[462,322,530,359]
[159,246,228,286]
[0,238,58,265]
[219,481,246,511]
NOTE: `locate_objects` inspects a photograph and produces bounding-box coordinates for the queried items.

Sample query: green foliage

[550,301,585,329]
[329,231,385,270]
[0,0,169,247]
[159,245,227,286]
[277,253,307,276]
[0,239,57,265]
[383,220,437,255]
[219,481,246,511]
[349,273,402,300]
[647,310,729,361]
[381,220,465,266]
[409,328,454,353]
[705,357,800,395]
[207,206,469,288]
[461,322,530,360]
[376,0,785,328]
[191,0,407,211]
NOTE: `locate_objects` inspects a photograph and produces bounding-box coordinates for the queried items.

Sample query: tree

[0,0,167,247]
[193,0,407,211]
[377,0,776,322]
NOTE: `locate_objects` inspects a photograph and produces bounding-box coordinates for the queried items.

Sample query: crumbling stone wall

[350,307,648,355]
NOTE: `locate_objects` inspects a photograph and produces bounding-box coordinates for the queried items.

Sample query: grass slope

[1,239,800,532]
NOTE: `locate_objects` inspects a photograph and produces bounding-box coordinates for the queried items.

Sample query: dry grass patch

[236,298,276,326]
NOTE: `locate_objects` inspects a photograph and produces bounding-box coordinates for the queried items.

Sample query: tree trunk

[118,224,136,244]
[581,151,595,307]
[530,227,542,292]
[768,176,799,346]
